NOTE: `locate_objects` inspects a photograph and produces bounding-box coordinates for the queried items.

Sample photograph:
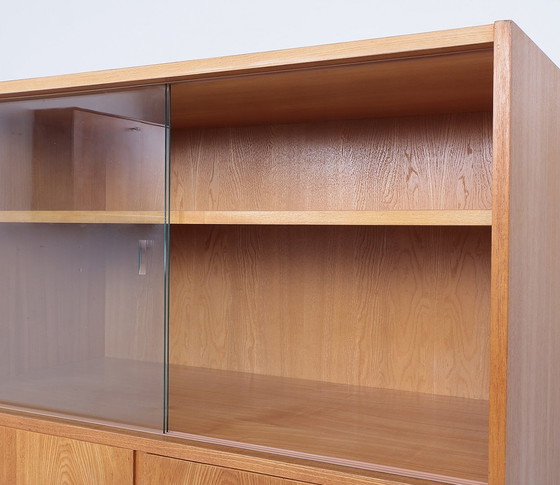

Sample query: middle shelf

[0,209,492,226]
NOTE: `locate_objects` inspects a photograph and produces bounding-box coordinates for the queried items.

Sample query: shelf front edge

[170,210,492,226]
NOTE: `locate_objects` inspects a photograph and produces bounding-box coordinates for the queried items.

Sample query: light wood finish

[0,210,165,223]
[136,453,309,485]
[0,25,493,98]
[0,413,458,485]
[0,426,16,483]
[104,227,165,364]
[491,21,560,485]
[171,225,490,399]
[0,358,162,430]
[489,21,511,485]
[30,108,164,212]
[0,209,491,225]
[0,358,487,485]
[14,429,133,484]
[0,224,106,377]
[74,110,165,211]
[31,109,75,209]
[171,210,492,226]
[171,50,492,127]
[172,113,492,212]
[0,110,33,210]
[167,366,488,485]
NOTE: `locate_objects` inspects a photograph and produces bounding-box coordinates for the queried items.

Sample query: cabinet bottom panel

[0,358,488,485]
[168,366,488,485]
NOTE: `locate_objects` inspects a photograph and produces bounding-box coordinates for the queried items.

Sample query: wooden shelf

[172,210,492,226]
[0,210,492,226]
[169,366,488,485]
[0,211,165,224]
[0,358,488,485]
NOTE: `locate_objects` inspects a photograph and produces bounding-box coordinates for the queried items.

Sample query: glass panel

[0,86,168,431]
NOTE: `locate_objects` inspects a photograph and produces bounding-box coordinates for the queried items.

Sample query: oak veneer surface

[31,108,165,212]
[172,112,492,212]
[0,426,16,483]
[0,110,33,210]
[171,50,493,127]
[0,413,452,485]
[0,358,488,485]
[170,210,492,226]
[0,224,106,377]
[0,25,493,97]
[0,358,162,430]
[136,453,309,485]
[0,210,166,224]
[104,225,165,363]
[171,225,490,399]
[14,429,133,484]
[168,365,488,485]
[491,21,560,485]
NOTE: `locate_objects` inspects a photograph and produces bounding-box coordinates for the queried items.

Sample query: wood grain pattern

[171,50,493,127]
[29,108,165,212]
[170,210,492,226]
[0,359,488,485]
[0,411,461,485]
[0,224,106,378]
[0,210,165,223]
[0,426,16,483]
[0,25,493,98]
[0,108,33,210]
[15,429,133,484]
[0,209,491,225]
[170,225,490,399]
[0,358,162,430]
[76,110,165,212]
[492,21,560,485]
[31,109,75,210]
[136,452,309,485]
[489,21,511,485]
[167,365,488,485]
[0,224,164,428]
[172,113,492,212]
[104,225,165,364]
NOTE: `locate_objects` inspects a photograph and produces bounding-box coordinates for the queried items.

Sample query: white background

[1,0,559,81]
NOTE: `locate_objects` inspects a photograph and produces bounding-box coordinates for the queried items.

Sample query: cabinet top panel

[0,24,494,99]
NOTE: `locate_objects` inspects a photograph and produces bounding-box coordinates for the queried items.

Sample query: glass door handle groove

[138,239,154,275]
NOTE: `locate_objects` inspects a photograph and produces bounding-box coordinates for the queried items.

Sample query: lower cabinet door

[1,427,133,485]
[136,453,308,485]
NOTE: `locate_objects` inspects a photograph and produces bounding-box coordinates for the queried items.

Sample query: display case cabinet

[0,20,559,485]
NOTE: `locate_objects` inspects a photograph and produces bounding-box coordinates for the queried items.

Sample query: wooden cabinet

[0,427,133,484]
[136,453,309,485]
[0,19,559,485]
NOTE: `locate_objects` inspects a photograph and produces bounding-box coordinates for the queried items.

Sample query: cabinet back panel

[0,224,106,377]
[172,112,492,211]
[170,225,490,399]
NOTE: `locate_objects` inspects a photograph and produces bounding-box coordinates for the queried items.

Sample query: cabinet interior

[167,49,494,485]
[0,47,494,485]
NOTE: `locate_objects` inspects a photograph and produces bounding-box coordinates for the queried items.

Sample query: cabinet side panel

[500,22,560,485]
[489,21,511,485]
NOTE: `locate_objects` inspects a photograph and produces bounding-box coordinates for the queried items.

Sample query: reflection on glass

[0,86,167,431]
